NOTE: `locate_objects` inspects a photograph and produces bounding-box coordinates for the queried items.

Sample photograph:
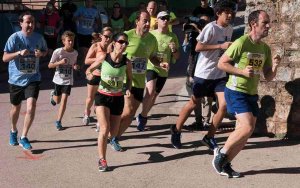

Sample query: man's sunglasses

[117,40,129,45]
[159,16,170,21]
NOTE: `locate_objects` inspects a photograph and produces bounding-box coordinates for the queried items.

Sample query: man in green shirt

[136,11,180,131]
[216,10,281,178]
[117,10,168,140]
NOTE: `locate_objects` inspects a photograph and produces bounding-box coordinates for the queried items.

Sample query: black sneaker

[212,147,227,174]
[170,125,182,149]
[136,114,147,131]
[202,135,218,151]
[221,162,242,178]
[183,121,204,131]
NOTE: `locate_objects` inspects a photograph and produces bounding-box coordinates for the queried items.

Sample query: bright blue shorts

[225,87,259,117]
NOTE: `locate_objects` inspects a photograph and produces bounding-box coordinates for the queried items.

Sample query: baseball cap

[157,11,170,18]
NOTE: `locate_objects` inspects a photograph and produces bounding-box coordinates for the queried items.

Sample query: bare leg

[117,95,140,137]
[176,95,201,131]
[10,104,21,131]
[57,94,68,122]
[96,106,110,160]
[222,112,257,162]
[109,115,121,138]
[207,92,226,137]
[141,79,156,117]
[21,97,37,137]
[85,84,98,116]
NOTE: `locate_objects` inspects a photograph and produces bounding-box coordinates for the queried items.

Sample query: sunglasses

[159,16,170,21]
[117,40,129,46]
[102,34,112,39]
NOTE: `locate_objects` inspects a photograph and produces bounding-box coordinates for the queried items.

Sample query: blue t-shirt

[4,31,48,86]
[74,7,99,35]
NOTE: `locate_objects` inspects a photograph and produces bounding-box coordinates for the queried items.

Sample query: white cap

[157,11,170,18]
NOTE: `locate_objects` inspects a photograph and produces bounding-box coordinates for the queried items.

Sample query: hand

[34,49,43,58]
[73,64,80,70]
[272,54,281,67]
[242,66,254,78]
[58,58,67,65]
[125,89,131,97]
[20,49,30,56]
[169,42,177,53]
[85,71,93,80]
[160,62,169,71]
[220,42,232,50]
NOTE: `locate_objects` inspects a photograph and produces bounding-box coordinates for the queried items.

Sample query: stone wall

[246,0,300,139]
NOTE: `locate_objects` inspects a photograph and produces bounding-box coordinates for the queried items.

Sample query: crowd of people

[3,0,281,178]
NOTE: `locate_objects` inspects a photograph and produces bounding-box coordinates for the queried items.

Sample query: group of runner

[3,0,281,178]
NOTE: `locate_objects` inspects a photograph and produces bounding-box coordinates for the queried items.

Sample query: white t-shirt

[50,48,78,85]
[194,21,233,79]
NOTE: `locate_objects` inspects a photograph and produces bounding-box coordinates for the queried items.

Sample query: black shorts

[94,92,124,115]
[77,34,92,48]
[54,84,72,96]
[130,87,144,102]
[87,75,101,86]
[146,70,167,93]
[44,35,57,49]
[9,81,40,105]
[193,77,227,98]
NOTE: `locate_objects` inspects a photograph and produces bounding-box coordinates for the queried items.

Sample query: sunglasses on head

[159,16,170,21]
[117,40,129,45]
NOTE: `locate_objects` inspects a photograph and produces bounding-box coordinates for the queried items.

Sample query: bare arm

[125,60,133,95]
[86,53,106,74]
[218,54,254,78]
[48,58,67,69]
[3,49,31,63]
[263,54,281,81]
[84,44,98,65]
[195,41,232,52]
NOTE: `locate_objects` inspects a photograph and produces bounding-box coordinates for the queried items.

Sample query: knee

[99,127,110,138]
[243,124,255,136]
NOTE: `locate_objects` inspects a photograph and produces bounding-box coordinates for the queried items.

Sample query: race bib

[44,26,55,36]
[58,65,72,78]
[247,53,265,75]
[131,57,147,74]
[19,55,37,74]
[101,75,124,93]
[81,18,94,29]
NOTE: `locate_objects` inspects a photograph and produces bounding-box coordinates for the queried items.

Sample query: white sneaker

[82,114,90,126]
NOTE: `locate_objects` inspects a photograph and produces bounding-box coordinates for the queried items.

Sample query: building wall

[246,0,300,139]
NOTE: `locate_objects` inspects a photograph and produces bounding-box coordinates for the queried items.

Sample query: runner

[136,11,180,131]
[83,27,113,128]
[48,31,79,130]
[170,1,235,149]
[86,33,132,172]
[116,10,168,140]
[215,10,281,178]
[3,11,48,150]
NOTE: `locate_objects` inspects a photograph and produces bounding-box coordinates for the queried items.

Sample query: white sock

[220,148,227,155]
[21,136,26,139]
[11,129,17,133]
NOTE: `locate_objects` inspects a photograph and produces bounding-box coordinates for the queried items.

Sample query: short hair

[61,30,75,41]
[213,0,235,19]
[136,10,150,21]
[18,11,34,23]
[248,10,266,29]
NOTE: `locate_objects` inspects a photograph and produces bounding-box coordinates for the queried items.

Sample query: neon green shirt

[147,30,179,77]
[168,12,177,32]
[225,34,272,95]
[125,29,158,88]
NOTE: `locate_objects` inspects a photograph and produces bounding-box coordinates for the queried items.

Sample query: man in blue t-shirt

[3,11,48,150]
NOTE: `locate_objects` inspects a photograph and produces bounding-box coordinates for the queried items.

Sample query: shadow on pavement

[243,167,300,175]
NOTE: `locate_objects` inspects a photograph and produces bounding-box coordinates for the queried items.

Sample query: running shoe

[82,114,90,126]
[109,137,123,152]
[221,162,242,178]
[170,125,182,149]
[212,147,227,174]
[19,137,32,150]
[136,114,147,131]
[50,90,56,106]
[55,121,63,131]
[9,130,19,146]
[98,159,108,172]
[202,135,218,151]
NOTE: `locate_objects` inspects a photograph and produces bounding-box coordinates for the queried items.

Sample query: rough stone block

[275,66,293,82]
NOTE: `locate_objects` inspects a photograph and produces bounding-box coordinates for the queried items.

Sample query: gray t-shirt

[194,21,233,79]
[50,47,78,85]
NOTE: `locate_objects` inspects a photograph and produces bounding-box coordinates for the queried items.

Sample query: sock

[21,136,26,139]
[11,129,17,133]
[220,147,227,155]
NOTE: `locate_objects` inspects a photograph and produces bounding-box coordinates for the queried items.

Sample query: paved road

[1,13,300,188]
